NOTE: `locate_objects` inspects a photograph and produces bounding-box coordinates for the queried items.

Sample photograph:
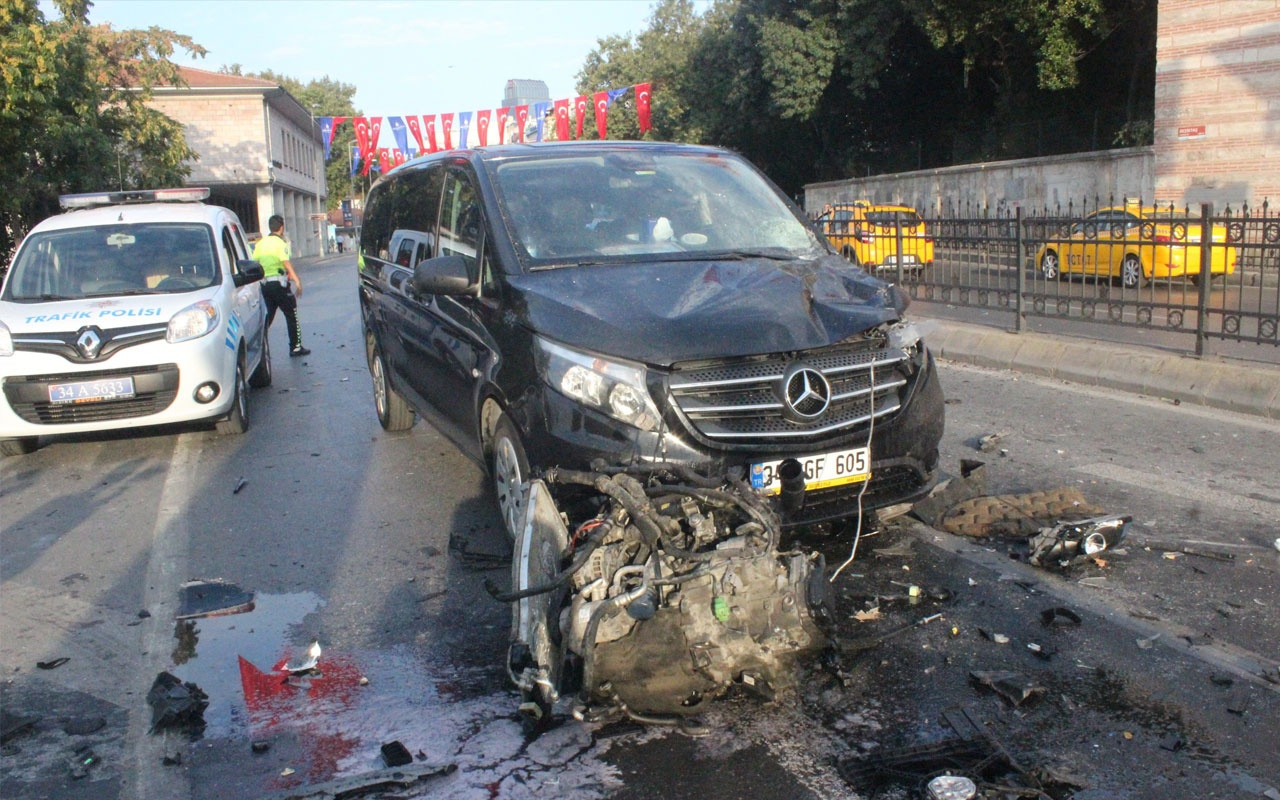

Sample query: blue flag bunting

[388,117,410,156]
[458,111,472,149]
[533,102,551,142]
[320,117,334,161]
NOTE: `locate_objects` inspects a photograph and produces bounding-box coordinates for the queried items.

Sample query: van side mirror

[235,260,265,287]
[411,254,477,296]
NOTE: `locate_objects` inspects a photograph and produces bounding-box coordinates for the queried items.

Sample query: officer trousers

[261,281,302,350]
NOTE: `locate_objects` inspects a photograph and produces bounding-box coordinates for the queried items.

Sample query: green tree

[0,0,205,259]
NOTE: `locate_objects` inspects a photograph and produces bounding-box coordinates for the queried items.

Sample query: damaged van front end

[500,467,833,728]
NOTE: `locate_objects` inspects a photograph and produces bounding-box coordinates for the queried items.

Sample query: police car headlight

[534,336,661,432]
[167,301,220,343]
[0,321,13,357]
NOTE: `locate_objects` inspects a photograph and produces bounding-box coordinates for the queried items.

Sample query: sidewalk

[925,318,1280,420]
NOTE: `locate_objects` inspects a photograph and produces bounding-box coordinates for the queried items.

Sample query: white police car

[0,188,270,456]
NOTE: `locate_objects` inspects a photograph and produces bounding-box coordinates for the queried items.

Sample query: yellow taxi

[815,201,934,271]
[1036,204,1237,288]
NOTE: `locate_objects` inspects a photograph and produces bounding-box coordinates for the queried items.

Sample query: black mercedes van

[357,141,943,537]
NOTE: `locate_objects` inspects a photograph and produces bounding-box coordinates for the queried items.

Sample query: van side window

[388,164,445,264]
[440,169,483,280]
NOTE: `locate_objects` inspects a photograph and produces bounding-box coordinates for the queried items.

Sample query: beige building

[145,66,328,257]
[1154,0,1280,206]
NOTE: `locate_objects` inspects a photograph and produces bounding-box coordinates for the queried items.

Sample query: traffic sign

[309,212,327,221]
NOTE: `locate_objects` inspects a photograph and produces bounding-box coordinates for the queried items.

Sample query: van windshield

[491,151,821,265]
[3,223,220,302]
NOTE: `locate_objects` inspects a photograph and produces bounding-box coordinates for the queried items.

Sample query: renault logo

[76,328,103,359]
[780,364,831,420]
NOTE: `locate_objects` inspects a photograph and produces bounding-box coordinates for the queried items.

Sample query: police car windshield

[3,223,221,302]
[491,151,822,267]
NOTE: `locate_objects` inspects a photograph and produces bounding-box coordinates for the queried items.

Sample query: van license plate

[48,377,136,404]
[750,447,871,495]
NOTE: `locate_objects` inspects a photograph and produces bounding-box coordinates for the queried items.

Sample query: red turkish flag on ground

[353,117,372,174]
[634,83,652,134]
[593,92,610,139]
[424,115,438,152]
[441,113,455,149]
[554,99,570,141]
[575,96,588,139]
[476,109,491,145]
[406,116,426,154]
[514,105,529,143]
[497,107,510,143]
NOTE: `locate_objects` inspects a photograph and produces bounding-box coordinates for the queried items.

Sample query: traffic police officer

[253,214,310,357]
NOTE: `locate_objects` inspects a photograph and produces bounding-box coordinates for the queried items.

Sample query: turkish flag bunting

[497,107,510,143]
[377,147,391,173]
[369,117,383,151]
[424,115,438,153]
[634,83,652,134]
[593,92,610,139]
[406,116,426,153]
[441,113,455,150]
[476,109,491,145]
[353,117,372,173]
[575,96,588,139]
[554,99,570,141]
[393,148,406,167]
[515,105,529,143]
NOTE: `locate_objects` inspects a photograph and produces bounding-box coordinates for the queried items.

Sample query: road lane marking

[124,433,197,800]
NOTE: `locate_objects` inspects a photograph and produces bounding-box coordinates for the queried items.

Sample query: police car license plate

[750,446,870,495]
[48,377,135,404]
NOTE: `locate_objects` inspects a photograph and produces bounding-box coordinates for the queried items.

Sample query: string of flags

[320,82,652,177]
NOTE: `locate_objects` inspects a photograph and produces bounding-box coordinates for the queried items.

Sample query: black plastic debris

[162,751,183,766]
[232,477,248,494]
[1,711,40,745]
[1040,606,1083,627]
[969,670,1047,707]
[36,657,69,670]
[1027,515,1130,568]
[62,717,106,736]
[380,740,413,767]
[252,740,271,754]
[175,579,255,620]
[146,671,209,733]
[1159,734,1185,752]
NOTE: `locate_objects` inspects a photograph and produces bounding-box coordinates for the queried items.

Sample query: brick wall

[1155,0,1280,206]
[148,94,269,185]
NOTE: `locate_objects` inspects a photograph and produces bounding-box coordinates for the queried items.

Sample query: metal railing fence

[815,198,1280,357]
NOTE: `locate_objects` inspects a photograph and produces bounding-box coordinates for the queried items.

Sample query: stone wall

[804,148,1155,215]
[147,94,269,185]
[1155,0,1280,205]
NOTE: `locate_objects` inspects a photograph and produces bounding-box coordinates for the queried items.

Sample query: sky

[75,0,667,116]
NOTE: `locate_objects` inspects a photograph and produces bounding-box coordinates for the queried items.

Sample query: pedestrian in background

[253,214,311,357]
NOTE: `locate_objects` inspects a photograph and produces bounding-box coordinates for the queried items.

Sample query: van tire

[216,356,250,435]
[1,437,39,457]
[370,343,415,431]
[490,412,530,541]
[249,333,272,388]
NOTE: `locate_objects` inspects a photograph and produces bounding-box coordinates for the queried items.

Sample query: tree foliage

[1,0,205,259]
[575,0,1155,195]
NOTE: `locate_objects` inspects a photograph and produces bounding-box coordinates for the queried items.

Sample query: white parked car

[0,188,271,456]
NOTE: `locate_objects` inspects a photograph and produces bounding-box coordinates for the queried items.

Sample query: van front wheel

[490,413,530,542]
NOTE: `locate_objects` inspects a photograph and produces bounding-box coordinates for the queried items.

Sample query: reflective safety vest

[253,234,291,277]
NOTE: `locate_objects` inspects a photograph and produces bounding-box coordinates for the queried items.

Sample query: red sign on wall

[1177,125,1207,140]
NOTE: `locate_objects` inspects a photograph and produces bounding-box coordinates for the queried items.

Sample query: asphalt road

[2,253,1277,800]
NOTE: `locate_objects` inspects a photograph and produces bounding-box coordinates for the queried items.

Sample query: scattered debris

[969,671,1046,707]
[175,579,255,620]
[910,460,987,528]
[281,767,296,777]
[1160,734,1185,752]
[258,763,456,800]
[976,431,1007,452]
[251,740,271,754]
[1078,577,1110,589]
[927,774,977,800]
[979,629,1011,644]
[162,751,183,766]
[1136,633,1161,650]
[62,717,106,736]
[853,607,881,622]
[69,747,99,779]
[942,487,1104,539]
[232,477,248,494]
[380,740,413,767]
[1027,515,1130,568]
[1040,607,1082,627]
[137,609,152,619]
[146,671,209,734]
[36,657,69,670]
[282,641,322,675]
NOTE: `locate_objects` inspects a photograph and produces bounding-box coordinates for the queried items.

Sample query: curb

[924,319,1280,420]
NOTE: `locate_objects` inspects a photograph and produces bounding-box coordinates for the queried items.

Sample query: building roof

[171,65,279,89]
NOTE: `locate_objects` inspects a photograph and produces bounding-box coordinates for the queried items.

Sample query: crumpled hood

[507,255,902,366]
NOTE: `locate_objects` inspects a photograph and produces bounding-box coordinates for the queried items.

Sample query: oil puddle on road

[166,590,639,799]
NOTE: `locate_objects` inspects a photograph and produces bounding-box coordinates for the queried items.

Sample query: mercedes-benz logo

[780,364,831,420]
[76,328,103,359]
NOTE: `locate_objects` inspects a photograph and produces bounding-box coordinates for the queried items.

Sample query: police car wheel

[249,332,272,388]
[216,357,250,435]
[0,437,39,457]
